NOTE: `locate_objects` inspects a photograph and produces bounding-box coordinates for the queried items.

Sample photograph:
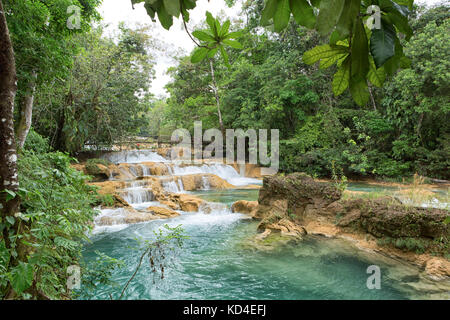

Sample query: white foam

[102,150,167,164]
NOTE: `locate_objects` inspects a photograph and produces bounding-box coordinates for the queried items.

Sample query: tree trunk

[209,59,224,137]
[16,70,37,149]
[0,0,21,265]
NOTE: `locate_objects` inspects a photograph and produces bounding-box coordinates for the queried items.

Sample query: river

[79,150,450,300]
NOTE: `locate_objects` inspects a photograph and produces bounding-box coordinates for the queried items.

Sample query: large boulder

[147,206,180,218]
[253,172,341,221]
[231,200,258,214]
[333,198,449,239]
[251,173,450,254]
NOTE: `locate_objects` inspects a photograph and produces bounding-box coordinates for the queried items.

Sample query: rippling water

[80,189,448,300]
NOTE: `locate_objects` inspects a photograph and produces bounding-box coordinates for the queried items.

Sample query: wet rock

[253,172,341,222]
[424,258,450,280]
[335,198,449,239]
[180,174,235,190]
[147,206,180,218]
[258,218,307,238]
[159,200,180,210]
[124,212,159,224]
[89,181,126,195]
[174,194,205,212]
[231,200,258,214]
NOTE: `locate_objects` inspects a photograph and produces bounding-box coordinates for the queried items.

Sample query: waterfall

[162,179,184,193]
[172,164,261,186]
[102,150,167,164]
[140,164,151,176]
[201,176,211,190]
[121,187,154,204]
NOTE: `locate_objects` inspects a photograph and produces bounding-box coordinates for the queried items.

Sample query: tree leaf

[316,0,345,36]
[6,216,15,225]
[303,44,348,65]
[370,20,396,68]
[192,30,215,42]
[367,57,386,87]
[156,5,174,30]
[332,59,350,95]
[289,0,316,29]
[261,0,278,26]
[220,20,231,37]
[336,0,360,37]
[225,31,243,39]
[223,39,243,49]
[349,78,369,106]
[320,52,348,69]
[207,47,219,58]
[220,45,230,68]
[163,0,180,17]
[4,189,16,202]
[191,47,208,63]
[351,18,369,79]
[205,11,216,31]
[10,262,33,294]
[273,0,291,32]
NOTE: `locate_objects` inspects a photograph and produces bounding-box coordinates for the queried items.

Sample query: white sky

[99,0,444,97]
[99,0,241,97]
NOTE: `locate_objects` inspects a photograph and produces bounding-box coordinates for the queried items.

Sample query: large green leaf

[316,0,345,36]
[220,45,230,67]
[220,20,231,37]
[303,44,348,65]
[225,31,243,39]
[273,0,291,32]
[192,30,215,42]
[336,0,360,37]
[349,78,369,106]
[370,20,396,68]
[10,262,33,295]
[191,47,208,63]
[223,39,243,49]
[332,60,350,96]
[351,18,369,79]
[205,11,216,32]
[163,0,180,17]
[261,0,278,26]
[289,0,316,29]
[320,52,348,69]
[156,5,173,30]
[367,57,386,87]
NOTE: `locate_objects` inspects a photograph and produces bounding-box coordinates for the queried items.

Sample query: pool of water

[80,189,447,300]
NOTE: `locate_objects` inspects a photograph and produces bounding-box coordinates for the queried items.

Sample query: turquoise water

[80,189,439,300]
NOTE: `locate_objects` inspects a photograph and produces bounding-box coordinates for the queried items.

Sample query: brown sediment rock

[231,200,258,214]
[147,206,180,218]
[258,218,307,238]
[124,212,159,224]
[180,174,235,190]
[89,181,126,195]
[176,194,205,212]
[230,163,275,178]
[159,200,180,210]
[156,147,171,159]
[424,258,450,280]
